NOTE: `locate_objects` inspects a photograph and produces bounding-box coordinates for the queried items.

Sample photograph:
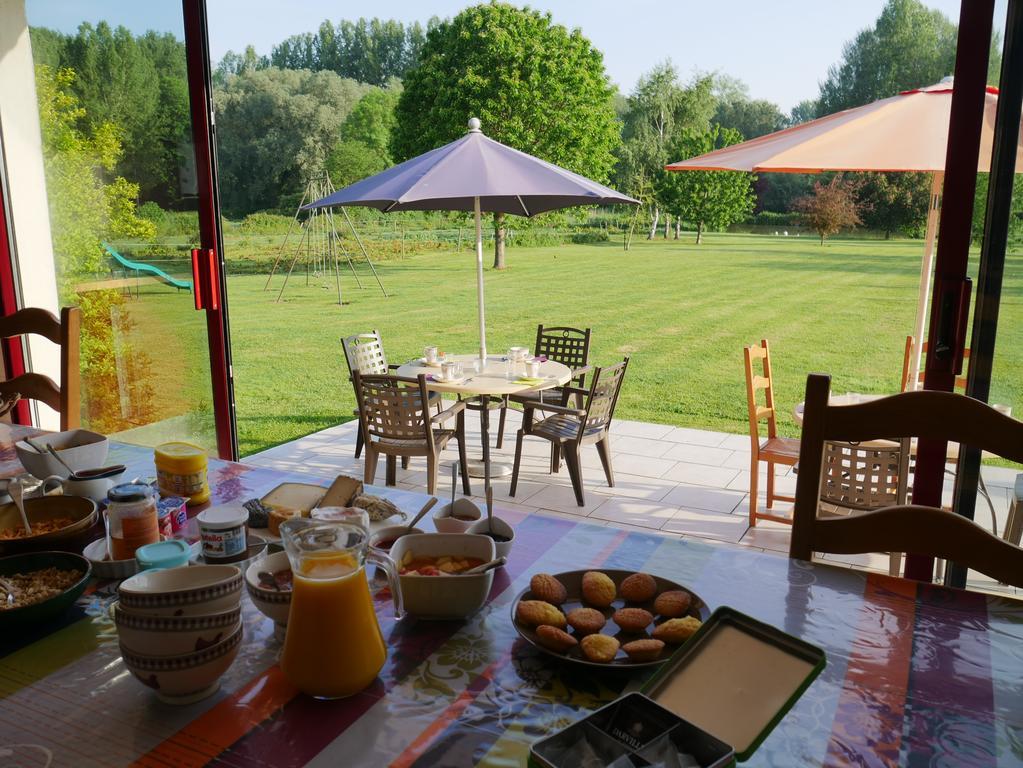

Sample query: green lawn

[119,232,1023,457]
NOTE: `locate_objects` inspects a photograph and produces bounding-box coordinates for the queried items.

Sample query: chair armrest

[387,363,401,370]
[570,364,592,379]
[528,402,586,417]
[431,399,466,425]
[560,385,589,398]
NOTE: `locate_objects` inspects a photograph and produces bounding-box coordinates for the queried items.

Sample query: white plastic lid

[197,505,247,529]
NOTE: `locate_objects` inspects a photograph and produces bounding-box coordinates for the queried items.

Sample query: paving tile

[590,472,678,502]
[660,484,744,514]
[733,498,794,520]
[479,477,547,504]
[739,523,792,553]
[610,420,675,440]
[604,453,677,479]
[527,484,609,515]
[660,507,749,543]
[717,433,753,450]
[660,443,733,466]
[661,427,728,447]
[587,498,680,530]
[721,450,753,470]
[605,435,672,458]
[660,463,739,489]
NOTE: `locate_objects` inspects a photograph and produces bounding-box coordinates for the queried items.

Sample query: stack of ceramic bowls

[113,564,244,705]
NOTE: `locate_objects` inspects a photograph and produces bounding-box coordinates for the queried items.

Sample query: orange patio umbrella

[665,79,1023,387]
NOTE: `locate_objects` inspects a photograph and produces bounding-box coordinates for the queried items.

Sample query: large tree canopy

[215,68,372,215]
[326,84,402,187]
[655,125,754,244]
[615,62,715,238]
[391,2,620,267]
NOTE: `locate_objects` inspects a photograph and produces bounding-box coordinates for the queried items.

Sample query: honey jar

[154,442,210,506]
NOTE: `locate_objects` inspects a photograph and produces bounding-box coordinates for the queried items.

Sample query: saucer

[418,358,443,367]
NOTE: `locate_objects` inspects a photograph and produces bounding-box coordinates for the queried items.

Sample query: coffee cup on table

[424,346,439,364]
[43,471,123,503]
[526,360,541,378]
[441,361,459,381]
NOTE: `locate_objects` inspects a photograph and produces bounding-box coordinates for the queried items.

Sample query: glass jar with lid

[106,483,159,560]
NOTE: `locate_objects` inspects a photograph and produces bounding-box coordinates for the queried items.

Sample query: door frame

[183,0,238,460]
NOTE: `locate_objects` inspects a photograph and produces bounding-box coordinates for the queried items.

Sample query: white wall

[0,0,62,429]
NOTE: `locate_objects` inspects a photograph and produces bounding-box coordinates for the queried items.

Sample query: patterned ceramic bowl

[114,601,242,656]
[120,624,242,705]
[118,564,242,617]
[244,550,292,627]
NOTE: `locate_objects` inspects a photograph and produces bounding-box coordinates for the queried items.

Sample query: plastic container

[158,496,189,533]
[155,442,210,506]
[135,539,191,570]
[197,506,248,564]
[106,483,160,561]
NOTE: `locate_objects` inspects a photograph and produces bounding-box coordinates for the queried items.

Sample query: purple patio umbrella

[305,118,638,361]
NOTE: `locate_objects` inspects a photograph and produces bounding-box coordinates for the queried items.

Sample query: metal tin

[528,607,826,767]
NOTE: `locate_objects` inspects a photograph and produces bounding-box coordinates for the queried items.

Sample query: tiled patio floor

[247,406,1021,596]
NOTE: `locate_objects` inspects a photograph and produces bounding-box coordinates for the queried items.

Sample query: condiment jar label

[157,467,207,496]
[202,525,246,559]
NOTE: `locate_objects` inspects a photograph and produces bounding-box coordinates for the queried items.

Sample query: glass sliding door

[6,0,235,456]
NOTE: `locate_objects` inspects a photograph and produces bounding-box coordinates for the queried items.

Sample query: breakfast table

[1,424,1021,767]
[396,354,572,516]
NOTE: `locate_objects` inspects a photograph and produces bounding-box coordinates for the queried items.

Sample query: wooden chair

[818,438,911,576]
[901,336,970,392]
[0,307,81,430]
[744,339,800,526]
[499,324,593,447]
[341,330,441,460]
[792,373,1023,587]
[352,370,471,496]
[510,358,628,507]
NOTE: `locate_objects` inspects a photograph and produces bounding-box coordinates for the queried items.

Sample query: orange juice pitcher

[279,519,401,699]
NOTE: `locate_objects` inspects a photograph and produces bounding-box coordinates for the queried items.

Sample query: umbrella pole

[909,171,944,389]
[475,196,487,363]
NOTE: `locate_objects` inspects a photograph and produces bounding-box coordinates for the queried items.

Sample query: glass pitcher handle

[367,549,404,619]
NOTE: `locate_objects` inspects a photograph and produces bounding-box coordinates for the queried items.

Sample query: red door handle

[191,248,204,310]
[191,248,219,312]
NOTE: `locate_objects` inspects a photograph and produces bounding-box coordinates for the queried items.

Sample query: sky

[26,0,999,112]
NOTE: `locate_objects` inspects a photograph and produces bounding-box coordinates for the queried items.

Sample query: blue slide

[102,242,193,291]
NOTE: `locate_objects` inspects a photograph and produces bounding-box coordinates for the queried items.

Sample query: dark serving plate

[0,551,92,628]
[510,569,710,670]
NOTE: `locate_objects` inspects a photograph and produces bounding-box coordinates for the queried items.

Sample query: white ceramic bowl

[432,498,482,533]
[120,624,243,705]
[118,564,242,617]
[390,533,496,620]
[467,516,515,560]
[83,537,138,580]
[244,551,292,627]
[15,429,109,480]
[114,602,241,656]
[368,525,424,557]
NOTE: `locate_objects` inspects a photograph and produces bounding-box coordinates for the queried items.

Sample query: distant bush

[237,212,294,234]
[747,211,799,226]
[571,230,610,244]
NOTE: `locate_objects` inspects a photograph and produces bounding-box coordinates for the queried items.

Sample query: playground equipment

[103,242,193,295]
[264,173,387,304]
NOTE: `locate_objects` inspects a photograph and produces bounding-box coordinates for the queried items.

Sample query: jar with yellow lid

[154,441,210,506]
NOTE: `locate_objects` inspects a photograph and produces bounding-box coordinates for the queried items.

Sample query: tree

[816,0,1001,118]
[214,68,371,215]
[793,175,867,244]
[36,65,157,433]
[711,76,785,140]
[392,3,620,269]
[617,63,715,240]
[269,17,434,85]
[788,99,819,126]
[326,85,401,187]
[859,172,930,238]
[654,125,755,244]
[214,45,268,85]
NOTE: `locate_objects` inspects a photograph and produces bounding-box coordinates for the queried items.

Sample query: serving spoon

[463,556,506,575]
[405,496,438,534]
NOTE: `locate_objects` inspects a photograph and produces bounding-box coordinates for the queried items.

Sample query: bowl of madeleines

[510,569,709,668]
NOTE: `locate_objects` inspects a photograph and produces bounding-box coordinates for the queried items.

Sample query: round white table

[396,354,572,515]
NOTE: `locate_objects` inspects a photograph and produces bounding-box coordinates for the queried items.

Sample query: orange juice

[280,551,386,699]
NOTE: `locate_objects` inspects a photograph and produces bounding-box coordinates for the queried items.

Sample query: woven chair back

[581,358,629,437]
[535,325,591,385]
[342,330,389,377]
[819,439,910,513]
[352,372,429,442]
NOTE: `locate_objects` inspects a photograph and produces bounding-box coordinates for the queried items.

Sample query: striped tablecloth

[1,427,1020,767]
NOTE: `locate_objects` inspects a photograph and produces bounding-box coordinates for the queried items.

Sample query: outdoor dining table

[396,353,572,515]
[1,425,1021,767]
